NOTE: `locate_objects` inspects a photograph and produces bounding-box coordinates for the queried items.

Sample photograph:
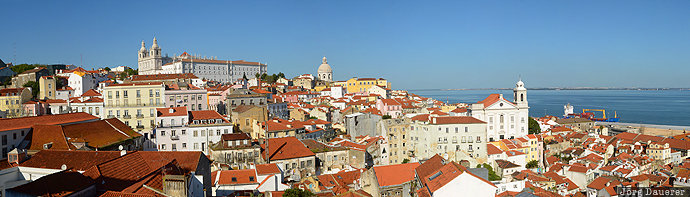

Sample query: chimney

[169,108,174,114]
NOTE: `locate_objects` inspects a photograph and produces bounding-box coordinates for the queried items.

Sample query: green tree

[526,160,539,168]
[23,81,39,98]
[277,72,285,79]
[402,158,410,164]
[479,163,502,181]
[10,64,45,74]
[283,188,314,197]
[382,115,392,119]
[103,67,111,71]
[528,117,541,134]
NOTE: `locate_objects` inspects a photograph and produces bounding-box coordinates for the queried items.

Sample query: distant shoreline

[409,88,690,91]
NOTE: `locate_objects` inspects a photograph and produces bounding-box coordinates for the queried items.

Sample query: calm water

[412,89,690,126]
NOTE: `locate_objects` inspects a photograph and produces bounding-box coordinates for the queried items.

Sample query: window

[2,135,6,145]
[181,130,186,135]
[149,89,153,97]
[465,127,468,132]
[155,90,160,97]
[13,133,17,140]
[136,90,141,98]
[194,143,199,149]
[161,144,166,150]
[445,128,449,133]
[123,90,128,98]
[161,130,166,136]
[194,130,198,137]
[477,136,481,143]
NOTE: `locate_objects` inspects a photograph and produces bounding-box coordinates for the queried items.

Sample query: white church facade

[469,80,530,141]
[137,38,267,83]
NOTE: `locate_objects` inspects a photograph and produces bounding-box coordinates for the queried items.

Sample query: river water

[412,89,690,126]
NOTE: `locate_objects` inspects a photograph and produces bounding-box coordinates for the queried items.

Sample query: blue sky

[1,0,689,89]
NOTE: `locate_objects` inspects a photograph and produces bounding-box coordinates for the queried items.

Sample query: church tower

[138,40,147,60]
[317,56,333,82]
[138,37,164,75]
[513,79,528,107]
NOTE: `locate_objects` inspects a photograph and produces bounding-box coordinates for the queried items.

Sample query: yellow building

[103,82,165,132]
[39,76,56,100]
[345,77,390,93]
[0,88,32,118]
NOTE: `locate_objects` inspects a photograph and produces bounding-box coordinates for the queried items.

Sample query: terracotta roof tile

[0,112,98,132]
[255,163,281,175]
[20,150,122,170]
[260,137,315,161]
[373,163,420,186]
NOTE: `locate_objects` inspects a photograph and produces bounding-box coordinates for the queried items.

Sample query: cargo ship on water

[562,103,620,122]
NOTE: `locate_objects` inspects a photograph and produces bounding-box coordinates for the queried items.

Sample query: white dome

[318,57,332,73]
[515,80,526,90]
[140,40,146,52]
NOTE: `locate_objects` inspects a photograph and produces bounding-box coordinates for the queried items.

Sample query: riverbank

[596,122,689,137]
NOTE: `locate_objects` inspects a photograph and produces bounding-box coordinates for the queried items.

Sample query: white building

[317,57,332,82]
[57,69,108,97]
[470,80,529,141]
[409,115,489,166]
[138,38,267,83]
[152,107,232,154]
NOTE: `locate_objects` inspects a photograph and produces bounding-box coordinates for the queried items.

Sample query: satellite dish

[61,164,67,170]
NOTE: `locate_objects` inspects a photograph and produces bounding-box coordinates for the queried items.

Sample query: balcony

[137,114,144,118]
[468,148,474,152]
[107,115,115,118]
[123,115,131,119]
[136,125,145,129]
[170,135,180,140]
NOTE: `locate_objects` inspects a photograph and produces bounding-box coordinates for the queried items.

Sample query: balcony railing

[136,125,145,129]
[123,115,131,119]
[137,114,144,118]
[107,115,115,118]
[170,135,180,140]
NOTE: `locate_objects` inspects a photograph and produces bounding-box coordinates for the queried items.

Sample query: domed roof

[151,37,160,49]
[140,40,146,52]
[318,56,332,73]
[515,79,526,90]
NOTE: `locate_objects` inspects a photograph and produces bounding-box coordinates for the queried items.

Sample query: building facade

[103,82,165,132]
[470,80,529,141]
[317,57,332,82]
[137,38,267,83]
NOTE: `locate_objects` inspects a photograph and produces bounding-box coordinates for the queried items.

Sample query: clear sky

[1,0,689,89]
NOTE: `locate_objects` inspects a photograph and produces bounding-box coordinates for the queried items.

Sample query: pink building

[376,99,402,118]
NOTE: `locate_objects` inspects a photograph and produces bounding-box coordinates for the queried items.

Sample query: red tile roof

[213,169,258,186]
[0,112,98,132]
[131,73,198,81]
[260,137,315,161]
[373,163,420,187]
[487,144,503,155]
[81,89,102,97]
[430,116,486,125]
[156,107,188,117]
[107,82,163,87]
[255,163,281,175]
[190,110,228,122]
[477,94,515,108]
[20,150,122,170]
[9,170,95,196]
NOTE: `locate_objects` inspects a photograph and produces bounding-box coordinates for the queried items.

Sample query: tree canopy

[477,163,501,181]
[526,160,539,168]
[528,117,541,134]
[23,81,39,99]
[283,188,314,197]
[11,64,45,74]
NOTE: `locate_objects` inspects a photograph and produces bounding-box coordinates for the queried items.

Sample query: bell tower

[513,79,528,107]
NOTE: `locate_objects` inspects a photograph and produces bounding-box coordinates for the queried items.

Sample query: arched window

[521,94,524,102]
